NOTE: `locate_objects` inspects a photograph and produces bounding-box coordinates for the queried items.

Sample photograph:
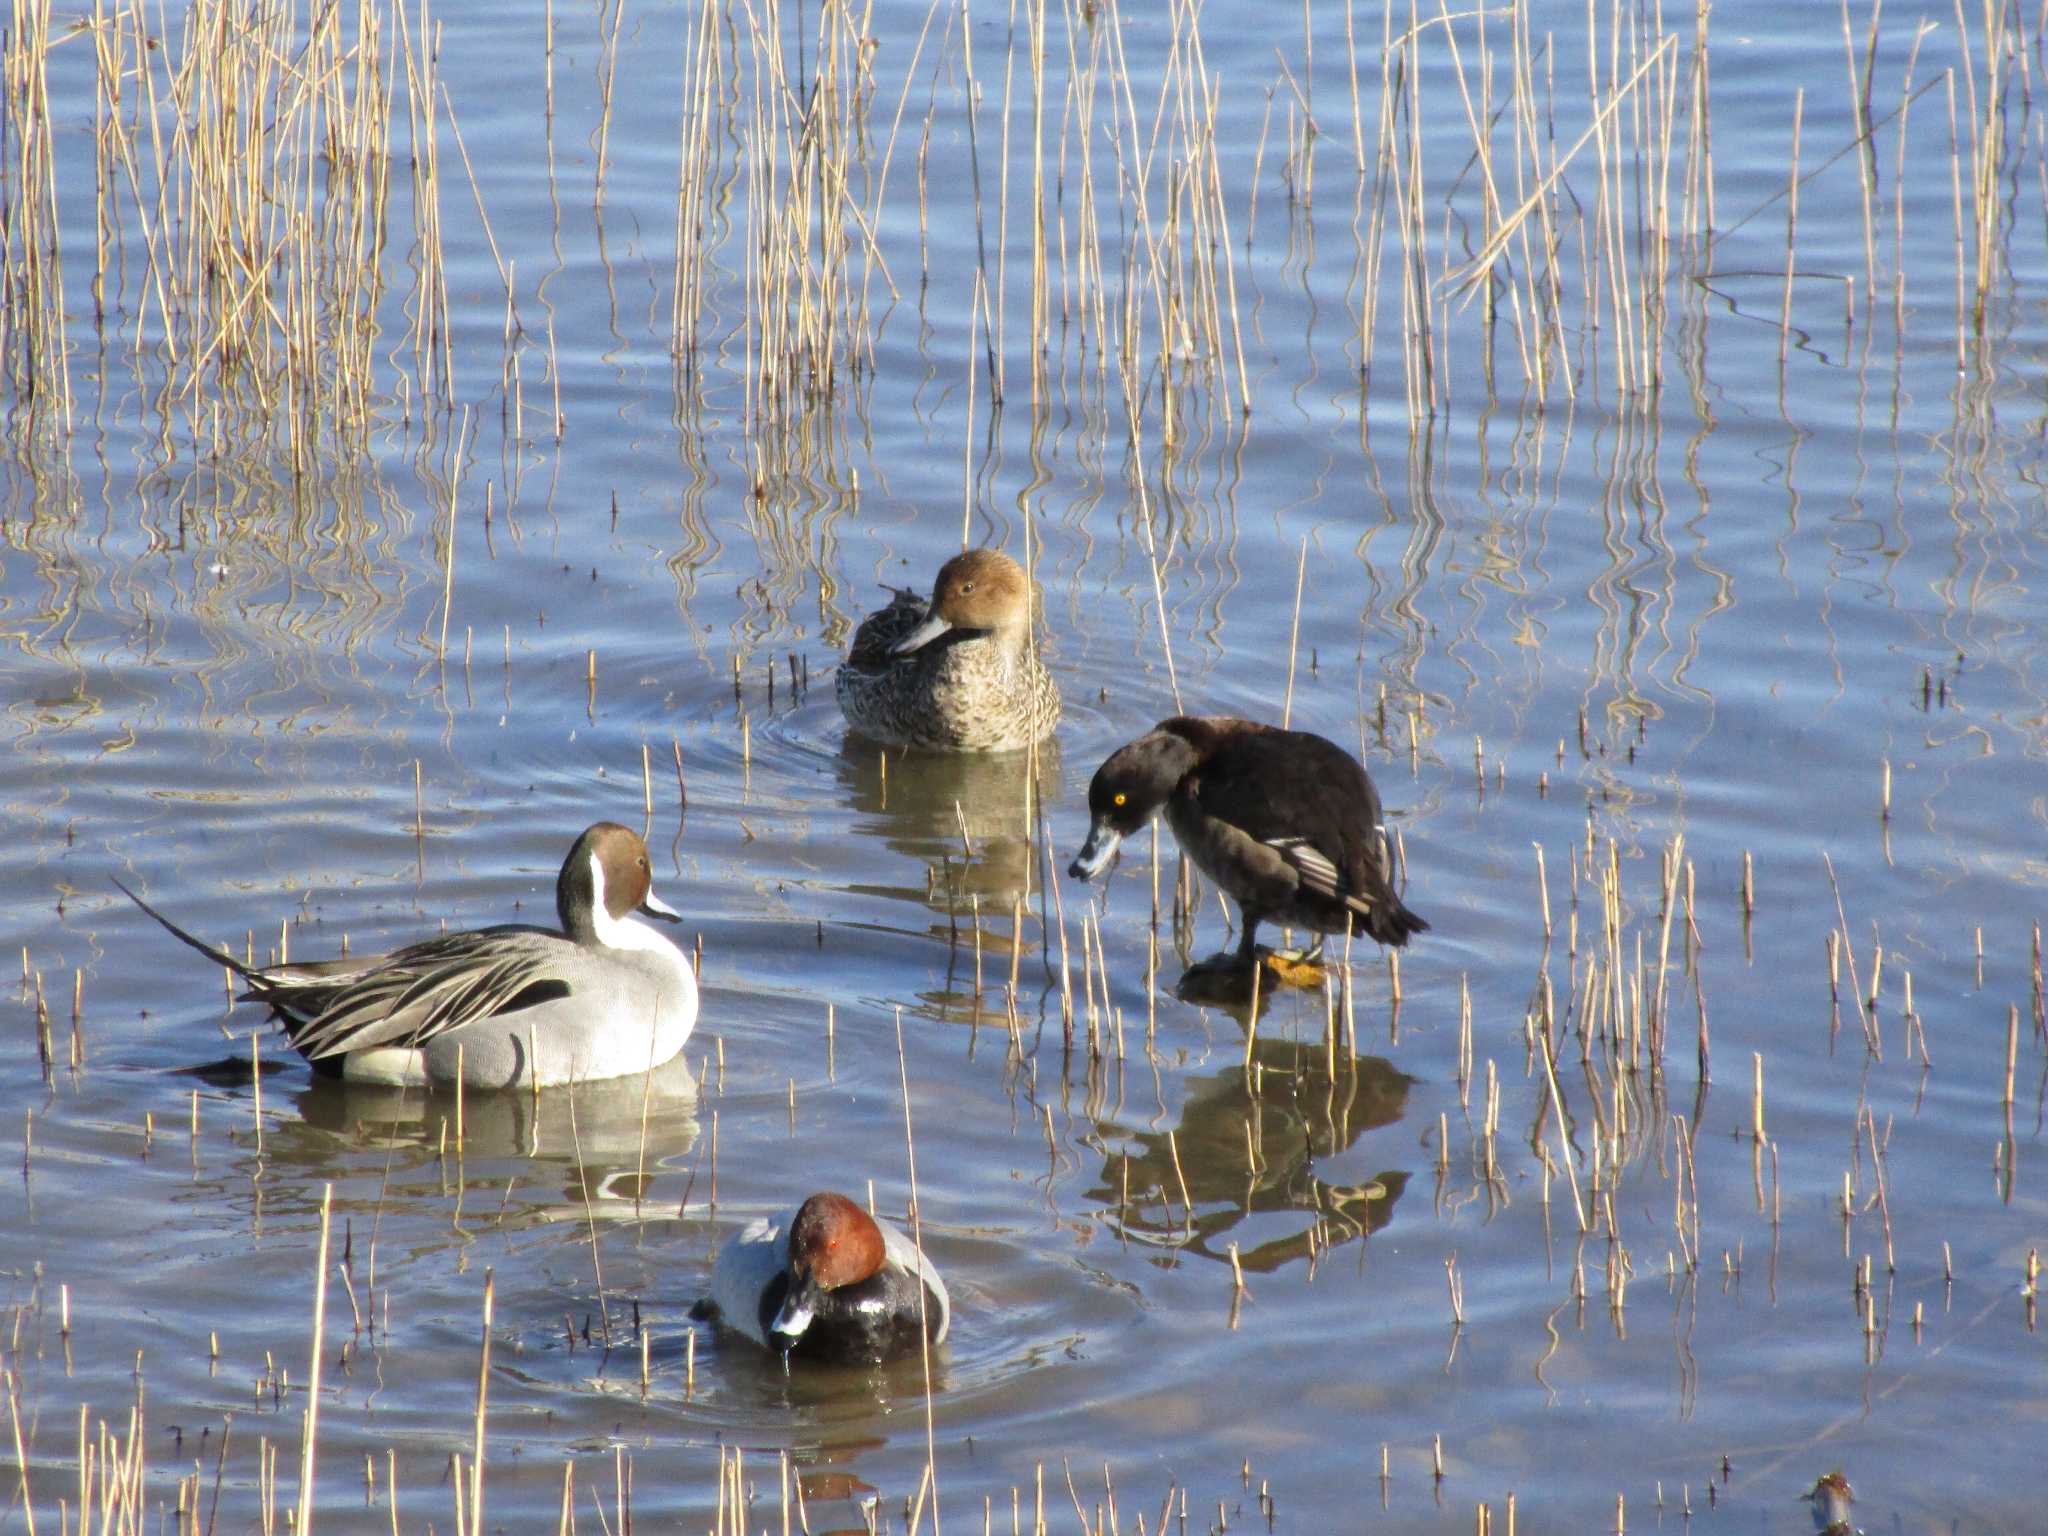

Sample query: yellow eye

[1112,792,1126,807]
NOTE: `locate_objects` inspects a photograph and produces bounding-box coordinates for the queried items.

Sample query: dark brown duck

[1067,716,1427,962]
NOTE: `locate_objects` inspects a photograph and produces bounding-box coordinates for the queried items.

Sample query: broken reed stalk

[296,1183,334,1534]
[2033,922,2045,1042]
[566,1091,612,1341]
[1280,537,1308,729]
[470,1271,493,1536]
[1244,958,1263,1069]
[1650,833,1683,1066]
[1537,1023,1589,1232]
[1779,88,1804,366]
[1166,1131,1196,1242]
[893,1009,941,1530]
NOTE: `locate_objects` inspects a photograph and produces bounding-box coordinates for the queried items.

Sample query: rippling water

[3,0,2045,1530]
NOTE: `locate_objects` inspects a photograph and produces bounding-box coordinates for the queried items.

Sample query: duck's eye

[960,581,975,594]
[1112,792,1127,807]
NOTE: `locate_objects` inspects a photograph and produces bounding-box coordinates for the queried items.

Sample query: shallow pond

[2,0,2046,1531]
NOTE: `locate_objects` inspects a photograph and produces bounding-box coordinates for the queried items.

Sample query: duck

[1067,716,1427,965]
[703,1191,949,1365]
[835,548,1060,752]
[115,821,699,1090]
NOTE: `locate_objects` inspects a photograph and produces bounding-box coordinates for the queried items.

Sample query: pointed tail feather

[112,877,265,980]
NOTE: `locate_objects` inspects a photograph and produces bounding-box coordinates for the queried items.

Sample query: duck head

[890,549,1032,655]
[558,822,682,946]
[769,1191,886,1355]
[1067,729,1198,880]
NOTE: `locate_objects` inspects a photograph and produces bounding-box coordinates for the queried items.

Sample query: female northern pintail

[1068,716,1428,965]
[836,548,1060,752]
[703,1191,949,1365]
[117,822,698,1089]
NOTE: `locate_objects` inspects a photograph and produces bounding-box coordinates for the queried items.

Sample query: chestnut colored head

[787,1191,886,1290]
[768,1191,888,1352]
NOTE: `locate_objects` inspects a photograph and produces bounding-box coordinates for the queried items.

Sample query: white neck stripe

[588,850,687,958]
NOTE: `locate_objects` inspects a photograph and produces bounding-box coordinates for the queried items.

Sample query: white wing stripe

[1264,836,1344,895]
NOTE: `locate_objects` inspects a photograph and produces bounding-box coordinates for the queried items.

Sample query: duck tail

[113,877,267,981]
[1366,897,1429,948]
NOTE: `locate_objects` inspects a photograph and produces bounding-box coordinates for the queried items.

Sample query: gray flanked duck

[835,548,1060,752]
[703,1191,950,1365]
[1068,716,1427,965]
[117,821,698,1089]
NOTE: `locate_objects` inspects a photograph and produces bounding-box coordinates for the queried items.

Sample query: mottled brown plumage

[836,549,1060,752]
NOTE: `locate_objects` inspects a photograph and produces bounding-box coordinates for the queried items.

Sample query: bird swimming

[836,548,1060,753]
[117,821,699,1089]
[704,1191,949,1365]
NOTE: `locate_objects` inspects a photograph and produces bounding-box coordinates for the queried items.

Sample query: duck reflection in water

[832,735,1059,1012]
[1090,1031,1413,1273]
[276,1055,700,1211]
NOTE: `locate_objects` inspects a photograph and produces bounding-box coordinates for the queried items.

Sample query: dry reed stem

[894,1010,942,1535]
[1280,538,1308,729]
[1444,34,1677,298]
[295,1183,334,1533]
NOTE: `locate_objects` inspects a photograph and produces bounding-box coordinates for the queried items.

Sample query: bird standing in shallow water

[117,822,699,1090]
[1068,716,1427,966]
[835,548,1060,752]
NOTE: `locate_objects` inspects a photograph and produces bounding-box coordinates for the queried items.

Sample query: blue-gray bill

[1067,819,1122,880]
[888,612,952,655]
[770,1290,815,1361]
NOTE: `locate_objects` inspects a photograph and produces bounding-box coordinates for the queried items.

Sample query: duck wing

[844,586,930,672]
[257,925,569,1060]
[1189,729,1426,943]
[118,878,580,1057]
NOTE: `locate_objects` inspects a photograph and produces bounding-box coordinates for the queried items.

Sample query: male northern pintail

[703,1191,949,1365]
[116,821,698,1089]
[1068,716,1428,965]
[836,548,1060,752]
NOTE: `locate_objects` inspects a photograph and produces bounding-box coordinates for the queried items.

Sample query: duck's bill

[889,613,952,656]
[639,892,683,923]
[769,1293,815,1348]
[1067,821,1122,880]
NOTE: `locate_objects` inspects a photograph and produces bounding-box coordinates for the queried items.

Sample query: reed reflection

[280,1054,701,1208]
[831,735,1061,917]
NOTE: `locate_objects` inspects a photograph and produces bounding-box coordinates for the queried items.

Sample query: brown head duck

[836,548,1060,752]
[1067,716,1427,963]
[705,1191,950,1365]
